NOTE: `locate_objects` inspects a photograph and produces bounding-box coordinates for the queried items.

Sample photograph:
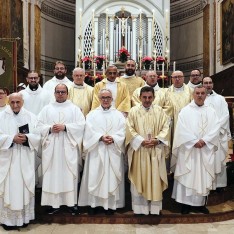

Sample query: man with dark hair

[171,86,220,214]
[187,69,202,90]
[119,59,145,97]
[38,84,85,215]
[43,61,72,102]
[126,86,170,215]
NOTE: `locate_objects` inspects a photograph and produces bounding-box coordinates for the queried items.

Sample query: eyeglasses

[55,91,67,95]
[100,96,112,100]
[55,67,65,71]
[27,77,39,80]
[191,74,200,77]
[172,76,184,79]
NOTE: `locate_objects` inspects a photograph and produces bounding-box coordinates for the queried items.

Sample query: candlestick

[165,9,169,38]
[79,8,82,36]
[92,10,95,37]
[106,9,109,37]
[173,61,176,72]
[152,9,155,42]
[139,10,142,38]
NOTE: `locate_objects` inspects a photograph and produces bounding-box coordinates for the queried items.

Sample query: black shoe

[46,207,60,215]
[88,207,97,215]
[1,224,18,231]
[105,209,115,215]
[195,206,209,214]
[181,204,191,214]
[21,223,28,228]
[216,187,224,193]
[68,206,80,215]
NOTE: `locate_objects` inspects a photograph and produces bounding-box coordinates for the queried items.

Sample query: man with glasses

[79,89,126,215]
[68,67,93,117]
[43,61,73,102]
[202,77,231,193]
[38,84,85,215]
[92,65,130,116]
[119,59,145,98]
[20,71,50,187]
[187,69,202,90]
[132,70,166,107]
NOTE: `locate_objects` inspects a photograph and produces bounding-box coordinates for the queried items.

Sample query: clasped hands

[13,133,27,144]
[194,139,206,148]
[101,135,114,145]
[141,139,159,148]
[51,124,66,133]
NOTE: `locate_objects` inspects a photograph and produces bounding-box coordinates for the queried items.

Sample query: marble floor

[0,220,234,234]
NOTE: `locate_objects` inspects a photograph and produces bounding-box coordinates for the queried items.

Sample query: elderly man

[132,70,166,107]
[38,84,85,215]
[79,89,126,215]
[187,69,202,90]
[119,59,145,97]
[92,65,130,116]
[203,77,231,191]
[0,93,40,230]
[68,67,93,117]
[43,61,73,102]
[126,86,170,215]
[171,86,220,214]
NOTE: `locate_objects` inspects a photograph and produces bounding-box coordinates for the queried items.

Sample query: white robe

[205,91,231,188]
[78,106,126,210]
[171,101,220,206]
[43,76,73,102]
[37,100,85,208]
[0,107,40,226]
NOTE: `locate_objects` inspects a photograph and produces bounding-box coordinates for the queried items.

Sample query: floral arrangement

[95,55,106,64]
[156,56,166,63]
[84,73,105,87]
[82,56,92,62]
[142,56,153,64]
[118,47,130,62]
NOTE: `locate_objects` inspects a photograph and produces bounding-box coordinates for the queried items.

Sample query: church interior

[0,0,234,233]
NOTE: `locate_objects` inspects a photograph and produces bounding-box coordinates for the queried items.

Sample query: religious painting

[221,0,234,64]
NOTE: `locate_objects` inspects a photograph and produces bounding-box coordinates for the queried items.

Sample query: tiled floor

[1,220,234,234]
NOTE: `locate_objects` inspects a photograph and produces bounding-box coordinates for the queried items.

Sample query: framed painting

[221,0,234,64]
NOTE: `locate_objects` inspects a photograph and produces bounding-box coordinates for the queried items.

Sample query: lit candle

[173,61,176,72]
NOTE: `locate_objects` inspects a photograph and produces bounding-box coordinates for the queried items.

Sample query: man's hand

[51,124,66,133]
[194,139,206,148]
[101,135,114,145]
[13,133,27,144]
[141,139,159,148]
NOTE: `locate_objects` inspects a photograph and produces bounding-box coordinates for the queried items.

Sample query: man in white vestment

[0,87,8,112]
[203,77,231,191]
[131,70,166,107]
[43,61,73,102]
[20,71,50,187]
[38,84,85,215]
[187,69,202,91]
[126,86,170,215]
[79,89,126,215]
[68,67,93,117]
[0,93,40,230]
[171,86,220,214]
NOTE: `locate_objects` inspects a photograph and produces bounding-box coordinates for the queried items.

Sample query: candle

[106,9,109,37]
[173,61,176,72]
[79,8,82,36]
[92,9,95,37]
[162,62,164,77]
[83,61,85,73]
[152,9,155,41]
[165,9,169,37]
[139,10,142,38]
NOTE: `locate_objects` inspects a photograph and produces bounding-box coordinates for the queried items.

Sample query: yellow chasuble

[119,75,145,97]
[91,78,131,112]
[131,85,166,107]
[68,83,93,116]
[164,84,193,132]
[126,105,170,201]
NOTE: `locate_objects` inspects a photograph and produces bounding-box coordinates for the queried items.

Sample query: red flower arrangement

[156,56,165,63]
[118,47,130,62]
[82,56,92,62]
[142,56,153,64]
[95,56,106,64]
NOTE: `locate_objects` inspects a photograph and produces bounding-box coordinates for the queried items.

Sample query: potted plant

[142,56,153,70]
[118,47,130,63]
[95,56,106,70]
[82,56,92,70]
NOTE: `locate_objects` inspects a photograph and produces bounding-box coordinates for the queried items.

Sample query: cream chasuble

[126,105,170,202]
[171,101,220,206]
[131,83,166,107]
[78,106,126,210]
[37,100,85,208]
[0,107,40,226]
[205,91,231,188]
[68,82,93,116]
[119,75,145,97]
[91,78,131,113]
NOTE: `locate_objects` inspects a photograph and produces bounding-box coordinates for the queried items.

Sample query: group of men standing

[0,60,231,230]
